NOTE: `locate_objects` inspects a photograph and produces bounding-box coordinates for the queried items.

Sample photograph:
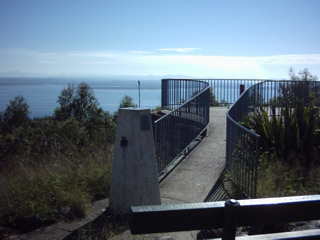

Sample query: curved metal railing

[227,80,320,198]
[206,79,263,105]
[155,79,210,174]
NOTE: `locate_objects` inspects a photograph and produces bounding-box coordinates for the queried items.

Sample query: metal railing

[226,80,320,198]
[206,79,263,105]
[155,79,210,174]
[130,195,320,239]
[162,79,263,107]
[226,86,260,198]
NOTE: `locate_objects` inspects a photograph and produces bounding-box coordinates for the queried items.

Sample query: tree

[118,95,137,108]
[288,67,318,81]
[209,90,219,106]
[2,96,30,130]
[112,95,138,122]
[278,68,319,106]
[54,82,103,124]
[54,82,116,144]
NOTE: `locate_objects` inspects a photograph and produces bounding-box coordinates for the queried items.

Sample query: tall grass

[0,147,112,230]
[256,152,320,198]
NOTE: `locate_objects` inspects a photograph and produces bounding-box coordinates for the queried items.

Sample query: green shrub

[240,96,320,198]
[241,98,320,167]
[0,84,120,233]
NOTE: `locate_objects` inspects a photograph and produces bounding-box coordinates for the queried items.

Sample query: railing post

[240,84,245,95]
[222,199,240,240]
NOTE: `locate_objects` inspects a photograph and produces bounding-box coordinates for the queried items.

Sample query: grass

[65,208,130,240]
[0,147,113,233]
[256,152,320,198]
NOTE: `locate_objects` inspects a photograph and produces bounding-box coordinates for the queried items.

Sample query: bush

[0,84,121,233]
[241,94,320,198]
[241,98,320,168]
[1,96,30,132]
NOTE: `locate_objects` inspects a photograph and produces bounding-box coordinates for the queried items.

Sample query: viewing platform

[112,107,227,239]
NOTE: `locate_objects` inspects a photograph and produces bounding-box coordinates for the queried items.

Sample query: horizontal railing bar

[211,229,320,240]
[155,79,210,174]
[130,195,320,235]
[226,111,260,138]
[130,202,224,234]
[155,85,210,123]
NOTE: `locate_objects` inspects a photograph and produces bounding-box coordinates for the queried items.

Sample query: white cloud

[66,52,121,58]
[128,50,153,54]
[157,48,200,53]
[252,54,320,65]
[0,48,319,78]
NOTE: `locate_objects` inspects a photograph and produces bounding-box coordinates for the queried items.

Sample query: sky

[0,0,320,79]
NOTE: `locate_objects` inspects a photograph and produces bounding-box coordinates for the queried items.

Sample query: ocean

[0,78,161,118]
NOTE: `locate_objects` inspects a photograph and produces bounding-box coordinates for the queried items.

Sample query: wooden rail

[130,195,320,240]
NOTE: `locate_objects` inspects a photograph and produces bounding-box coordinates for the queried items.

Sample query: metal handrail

[226,80,320,198]
[130,195,320,239]
[155,79,210,174]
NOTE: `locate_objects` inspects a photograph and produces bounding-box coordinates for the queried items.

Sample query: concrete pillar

[109,108,161,214]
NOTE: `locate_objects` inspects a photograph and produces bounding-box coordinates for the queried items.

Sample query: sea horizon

[0,78,162,118]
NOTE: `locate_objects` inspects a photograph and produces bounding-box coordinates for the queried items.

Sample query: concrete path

[113,107,227,239]
[160,107,227,204]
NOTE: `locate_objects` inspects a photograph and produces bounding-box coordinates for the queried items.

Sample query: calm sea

[0,79,161,118]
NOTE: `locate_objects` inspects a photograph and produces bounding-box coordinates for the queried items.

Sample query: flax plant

[241,97,320,167]
[241,97,320,197]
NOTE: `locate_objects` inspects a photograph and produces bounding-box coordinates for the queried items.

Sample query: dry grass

[256,152,320,198]
[0,147,113,231]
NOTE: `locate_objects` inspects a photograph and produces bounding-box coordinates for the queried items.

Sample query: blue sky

[0,0,319,79]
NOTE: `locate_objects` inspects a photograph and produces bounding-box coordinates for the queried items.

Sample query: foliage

[256,152,320,198]
[288,67,318,81]
[209,90,219,106]
[241,71,320,198]
[113,95,138,122]
[0,149,112,229]
[241,98,320,168]
[118,95,138,108]
[54,82,105,127]
[0,116,115,167]
[151,106,162,112]
[274,68,319,107]
[1,96,30,132]
[248,88,265,107]
[192,87,221,106]
[0,81,130,233]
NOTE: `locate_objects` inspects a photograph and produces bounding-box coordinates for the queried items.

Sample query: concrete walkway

[160,107,227,204]
[113,107,227,239]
